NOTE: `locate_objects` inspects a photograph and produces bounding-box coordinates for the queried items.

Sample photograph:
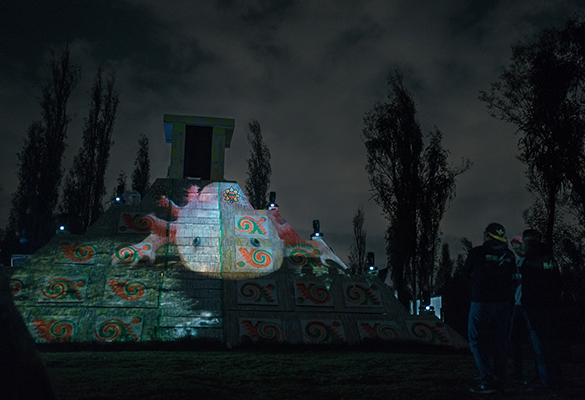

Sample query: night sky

[1,0,582,266]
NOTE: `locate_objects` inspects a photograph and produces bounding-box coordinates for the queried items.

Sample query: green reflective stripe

[217,183,224,279]
[156,194,172,340]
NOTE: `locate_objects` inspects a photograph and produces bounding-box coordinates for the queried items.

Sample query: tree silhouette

[479,16,585,250]
[131,134,151,198]
[481,17,585,343]
[435,242,454,295]
[363,70,470,310]
[7,47,80,251]
[439,238,473,337]
[61,68,119,233]
[417,129,470,294]
[348,206,367,274]
[245,120,272,209]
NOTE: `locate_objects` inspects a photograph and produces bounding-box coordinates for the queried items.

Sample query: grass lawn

[40,343,584,400]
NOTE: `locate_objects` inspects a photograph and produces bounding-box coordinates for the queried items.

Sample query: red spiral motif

[241,320,282,341]
[94,319,139,342]
[33,318,74,342]
[303,320,344,344]
[305,321,328,341]
[361,322,400,341]
[411,322,449,344]
[237,248,272,269]
[378,324,401,340]
[345,284,381,306]
[236,216,267,235]
[56,242,95,262]
[296,283,331,304]
[240,282,261,300]
[346,286,367,304]
[258,321,281,340]
[238,282,275,303]
[411,322,435,341]
[51,321,74,340]
[42,278,84,300]
[113,244,151,263]
[120,214,154,232]
[289,248,321,267]
[107,280,145,301]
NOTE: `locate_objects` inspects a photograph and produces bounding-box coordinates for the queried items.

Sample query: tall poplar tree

[348,206,367,275]
[61,68,119,233]
[245,120,272,209]
[131,134,151,198]
[363,70,469,310]
[8,47,81,251]
[479,16,585,250]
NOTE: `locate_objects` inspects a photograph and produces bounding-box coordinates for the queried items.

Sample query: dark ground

[36,341,585,400]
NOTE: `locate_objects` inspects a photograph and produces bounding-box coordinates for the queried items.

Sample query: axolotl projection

[111,182,347,278]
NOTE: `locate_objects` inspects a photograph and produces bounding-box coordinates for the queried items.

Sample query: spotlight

[268,191,279,210]
[367,252,378,275]
[420,304,435,313]
[114,184,125,204]
[310,219,322,239]
[56,225,68,234]
[367,252,375,267]
[419,290,435,313]
[368,266,379,275]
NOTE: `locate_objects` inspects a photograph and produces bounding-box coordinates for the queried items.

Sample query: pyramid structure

[8,115,467,348]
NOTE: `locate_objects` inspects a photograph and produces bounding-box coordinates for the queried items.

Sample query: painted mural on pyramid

[7,115,467,348]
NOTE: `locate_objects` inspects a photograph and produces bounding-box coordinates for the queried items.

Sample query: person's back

[521,240,561,309]
[519,229,563,390]
[466,240,516,303]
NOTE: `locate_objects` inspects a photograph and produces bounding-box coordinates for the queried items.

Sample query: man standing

[465,223,516,394]
[520,229,562,390]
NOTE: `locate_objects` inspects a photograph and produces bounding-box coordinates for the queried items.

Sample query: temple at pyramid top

[164,114,235,181]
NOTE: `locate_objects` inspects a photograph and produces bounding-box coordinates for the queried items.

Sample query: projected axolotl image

[111,183,347,278]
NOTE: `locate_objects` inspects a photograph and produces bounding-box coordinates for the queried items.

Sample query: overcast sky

[1,0,583,266]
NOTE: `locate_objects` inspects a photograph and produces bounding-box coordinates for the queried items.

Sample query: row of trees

[60,68,118,235]
[1,47,151,263]
[480,15,585,331]
[360,71,471,309]
[4,17,584,335]
[352,15,585,331]
[244,15,585,328]
[7,48,81,254]
[3,45,267,262]
[248,15,585,339]
[241,77,470,305]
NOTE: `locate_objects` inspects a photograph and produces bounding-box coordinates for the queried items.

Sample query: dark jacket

[464,240,516,303]
[520,241,562,309]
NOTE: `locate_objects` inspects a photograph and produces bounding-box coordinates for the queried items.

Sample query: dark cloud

[240,0,295,24]
[1,0,583,267]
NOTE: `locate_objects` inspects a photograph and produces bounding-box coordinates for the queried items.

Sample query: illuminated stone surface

[8,115,467,348]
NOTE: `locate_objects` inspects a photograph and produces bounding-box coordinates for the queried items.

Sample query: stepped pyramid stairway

[7,115,467,348]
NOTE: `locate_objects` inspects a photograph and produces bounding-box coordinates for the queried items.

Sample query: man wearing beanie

[464,223,516,394]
